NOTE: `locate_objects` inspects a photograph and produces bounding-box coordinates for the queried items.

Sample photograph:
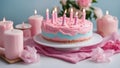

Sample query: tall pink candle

[52,10,55,23]
[54,7,58,22]
[70,8,73,21]
[62,10,67,26]
[82,9,86,22]
[0,18,13,47]
[29,10,43,36]
[4,29,23,59]
[46,8,49,21]
[74,12,78,25]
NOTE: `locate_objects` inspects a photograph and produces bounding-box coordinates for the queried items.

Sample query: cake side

[41,17,93,43]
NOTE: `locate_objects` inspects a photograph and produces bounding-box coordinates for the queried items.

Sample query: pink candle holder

[15,23,32,40]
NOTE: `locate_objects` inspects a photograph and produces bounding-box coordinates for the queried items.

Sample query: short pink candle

[46,8,49,21]
[62,10,67,26]
[52,10,55,23]
[70,8,73,21]
[74,12,78,25]
[54,7,58,22]
[0,18,13,47]
[4,29,23,59]
[82,9,86,22]
[15,22,32,40]
[28,10,43,36]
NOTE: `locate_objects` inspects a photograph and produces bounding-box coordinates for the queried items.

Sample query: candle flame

[64,10,67,14]
[54,7,57,12]
[3,17,6,22]
[52,10,55,14]
[71,8,73,12]
[75,12,78,16]
[106,10,109,15]
[22,22,25,28]
[46,8,49,12]
[83,9,86,13]
[34,9,37,15]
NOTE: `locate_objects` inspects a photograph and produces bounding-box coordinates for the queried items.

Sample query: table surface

[1,30,120,68]
[0,53,120,68]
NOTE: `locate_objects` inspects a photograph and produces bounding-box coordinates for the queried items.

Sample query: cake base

[0,55,21,64]
[42,36,92,43]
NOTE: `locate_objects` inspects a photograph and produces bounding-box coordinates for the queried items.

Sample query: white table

[0,54,120,68]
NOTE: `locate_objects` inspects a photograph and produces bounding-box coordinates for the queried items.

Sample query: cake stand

[33,33,103,50]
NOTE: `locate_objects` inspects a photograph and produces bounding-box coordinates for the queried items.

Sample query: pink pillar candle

[4,29,23,59]
[0,18,13,47]
[46,8,49,21]
[70,8,73,21]
[29,10,43,36]
[54,7,58,22]
[15,22,32,40]
[52,10,55,23]
[74,12,78,25]
[97,10,118,37]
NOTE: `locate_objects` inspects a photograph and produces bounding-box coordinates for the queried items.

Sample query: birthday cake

[41,9,93,43]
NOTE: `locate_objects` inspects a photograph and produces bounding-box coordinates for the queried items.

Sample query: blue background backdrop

[0,0,119,28]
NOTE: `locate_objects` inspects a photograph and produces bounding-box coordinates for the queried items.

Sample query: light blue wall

[0,0,120,28]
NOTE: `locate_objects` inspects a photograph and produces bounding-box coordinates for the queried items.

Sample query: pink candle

[46,8,49,21]
[52,10,55,23]
[70,8,73,21]
[4,29,23,59]
[74,12,78,25]
[54,7,58,22]
[82,9,86,22]
[97,10,118,37]
[0,17,13,47]
[15,22,32,40]
[62,10,67,26]
[28,10,43,36]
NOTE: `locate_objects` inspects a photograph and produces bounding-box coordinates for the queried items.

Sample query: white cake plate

[33,33,103,49]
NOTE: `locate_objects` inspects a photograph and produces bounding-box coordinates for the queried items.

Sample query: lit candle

[15,22,32,40]
[0,17,13,47]
[46,8,49,21]
[52,10,55,23]
[74,12,78,25]
[4,29,23,60]
[28,9,43,36]
[62,10,67,26]
[70,8,73,21]
[82,9,86,22]
[54,7,58,22]
[97,10,118,37]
